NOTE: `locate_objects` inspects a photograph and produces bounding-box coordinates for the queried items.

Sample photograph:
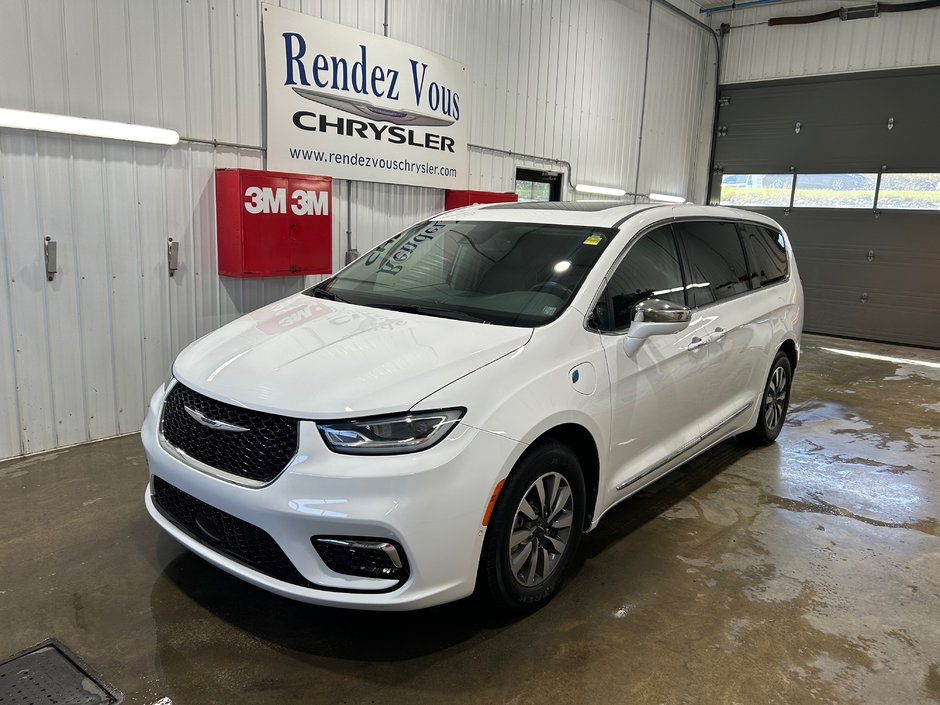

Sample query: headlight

[317,408,465,455]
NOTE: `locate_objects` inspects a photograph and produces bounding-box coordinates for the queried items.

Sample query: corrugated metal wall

[0,0,715,460]
[713,0,940,84]
[643,2,716,202]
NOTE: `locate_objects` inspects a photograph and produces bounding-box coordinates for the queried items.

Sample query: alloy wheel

[764,365,788,430]
[508,472,574,588]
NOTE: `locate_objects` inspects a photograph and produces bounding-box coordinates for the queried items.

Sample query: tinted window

[675,221,750,307]
[593,226,684,331]
[739,224,788,287]
[312,220,615,327]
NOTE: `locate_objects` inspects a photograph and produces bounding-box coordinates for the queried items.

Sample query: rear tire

[478,440,585,612]
[746,351,792,445]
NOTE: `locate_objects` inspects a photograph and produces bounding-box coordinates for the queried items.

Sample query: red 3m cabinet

[444,190,518,210]
[216,168,333,277]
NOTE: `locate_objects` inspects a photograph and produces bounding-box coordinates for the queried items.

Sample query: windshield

[308,220,616,327]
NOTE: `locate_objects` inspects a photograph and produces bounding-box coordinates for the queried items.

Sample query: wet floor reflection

[2,334,937,705]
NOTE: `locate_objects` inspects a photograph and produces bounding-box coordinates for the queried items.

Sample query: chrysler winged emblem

[183,405,250,433]
[291,87,456,127]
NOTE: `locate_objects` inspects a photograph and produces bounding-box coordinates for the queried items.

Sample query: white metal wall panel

[640,3,716,202]
[392,0,652,193]
[0,193,19,458]
[0,0,713,459]
[715,0,940,84]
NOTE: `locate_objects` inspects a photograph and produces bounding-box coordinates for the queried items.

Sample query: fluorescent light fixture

[574,184,626,197]
[648,192,686,203]
[554,260,571,273]
[820,347,940,370]
[0,108,180,145]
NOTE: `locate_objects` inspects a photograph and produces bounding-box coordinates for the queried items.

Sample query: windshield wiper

[309,288,351,303]
[367,303,488,323]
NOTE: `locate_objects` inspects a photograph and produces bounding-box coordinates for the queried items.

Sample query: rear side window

[592,226,685,331]
[674,221,750,307]
[738,224,789,288]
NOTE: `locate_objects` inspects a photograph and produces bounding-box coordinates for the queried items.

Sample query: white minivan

[142,202,803,611]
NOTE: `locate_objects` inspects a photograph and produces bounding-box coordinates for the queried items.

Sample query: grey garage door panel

[742,207,940,348]
[801,284,940,348]
[714,66,940,349]
[715,69,940,173]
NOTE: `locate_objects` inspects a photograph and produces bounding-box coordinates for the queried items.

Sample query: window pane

[719,174,793,207]
[515,180,551,202]
[675,221,750,307]
[792,173,876,208]
[318,221,614,327]
[738,224,788,288]
[603,227,684,330]
[876,173,940,211]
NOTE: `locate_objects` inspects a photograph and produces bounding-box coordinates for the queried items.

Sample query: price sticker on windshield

[583,235,604,246]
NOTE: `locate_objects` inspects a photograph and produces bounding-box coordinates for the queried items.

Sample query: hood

[173,294,532,418]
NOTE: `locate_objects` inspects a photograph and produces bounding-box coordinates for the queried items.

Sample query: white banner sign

[262,4,469,189]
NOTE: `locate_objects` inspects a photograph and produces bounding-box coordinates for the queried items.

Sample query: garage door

[709,68,940,348]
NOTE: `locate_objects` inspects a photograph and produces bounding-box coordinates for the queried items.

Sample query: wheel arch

[778,338,798,371]
[531,423,601,529]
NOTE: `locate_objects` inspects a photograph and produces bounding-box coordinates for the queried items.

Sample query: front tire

[746,351,793,445]
[479,440,585,611]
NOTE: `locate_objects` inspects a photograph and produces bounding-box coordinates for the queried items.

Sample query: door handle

[707,326,726,344]
[688,336,708,351]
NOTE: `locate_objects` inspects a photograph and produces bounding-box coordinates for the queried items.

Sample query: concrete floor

[1,333,938,705]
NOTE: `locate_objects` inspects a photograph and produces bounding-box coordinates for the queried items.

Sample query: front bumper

[141,385,522,610]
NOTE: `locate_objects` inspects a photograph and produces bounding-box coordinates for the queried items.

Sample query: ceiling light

[648,193,686,203]
[574,184,626,197]
[0,108,180,145]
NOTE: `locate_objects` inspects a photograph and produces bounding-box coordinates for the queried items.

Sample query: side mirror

[622,298,692,356]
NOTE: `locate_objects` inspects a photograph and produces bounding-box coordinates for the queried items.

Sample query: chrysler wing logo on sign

[262,4,469,190]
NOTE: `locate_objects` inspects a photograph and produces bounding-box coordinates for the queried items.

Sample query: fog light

[312,537,409,581]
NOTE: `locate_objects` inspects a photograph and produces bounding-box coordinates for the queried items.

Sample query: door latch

[44,237,57,281]
[168,238,179,277]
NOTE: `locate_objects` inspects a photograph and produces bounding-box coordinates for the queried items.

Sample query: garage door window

[675,221,751,307]
[719,174,793,207]
[792,173,877,208]
[876,173,940,211]
[593,226,685,331]
[738,224,788,288]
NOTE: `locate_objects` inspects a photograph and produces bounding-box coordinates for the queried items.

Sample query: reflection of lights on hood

[554,261,571,273]
[821,347,940,370]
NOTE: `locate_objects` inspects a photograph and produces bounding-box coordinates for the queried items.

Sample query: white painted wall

[0,0,715,459]
[711,0,940,84]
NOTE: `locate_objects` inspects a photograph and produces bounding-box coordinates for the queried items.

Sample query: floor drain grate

[0,640,122,705]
